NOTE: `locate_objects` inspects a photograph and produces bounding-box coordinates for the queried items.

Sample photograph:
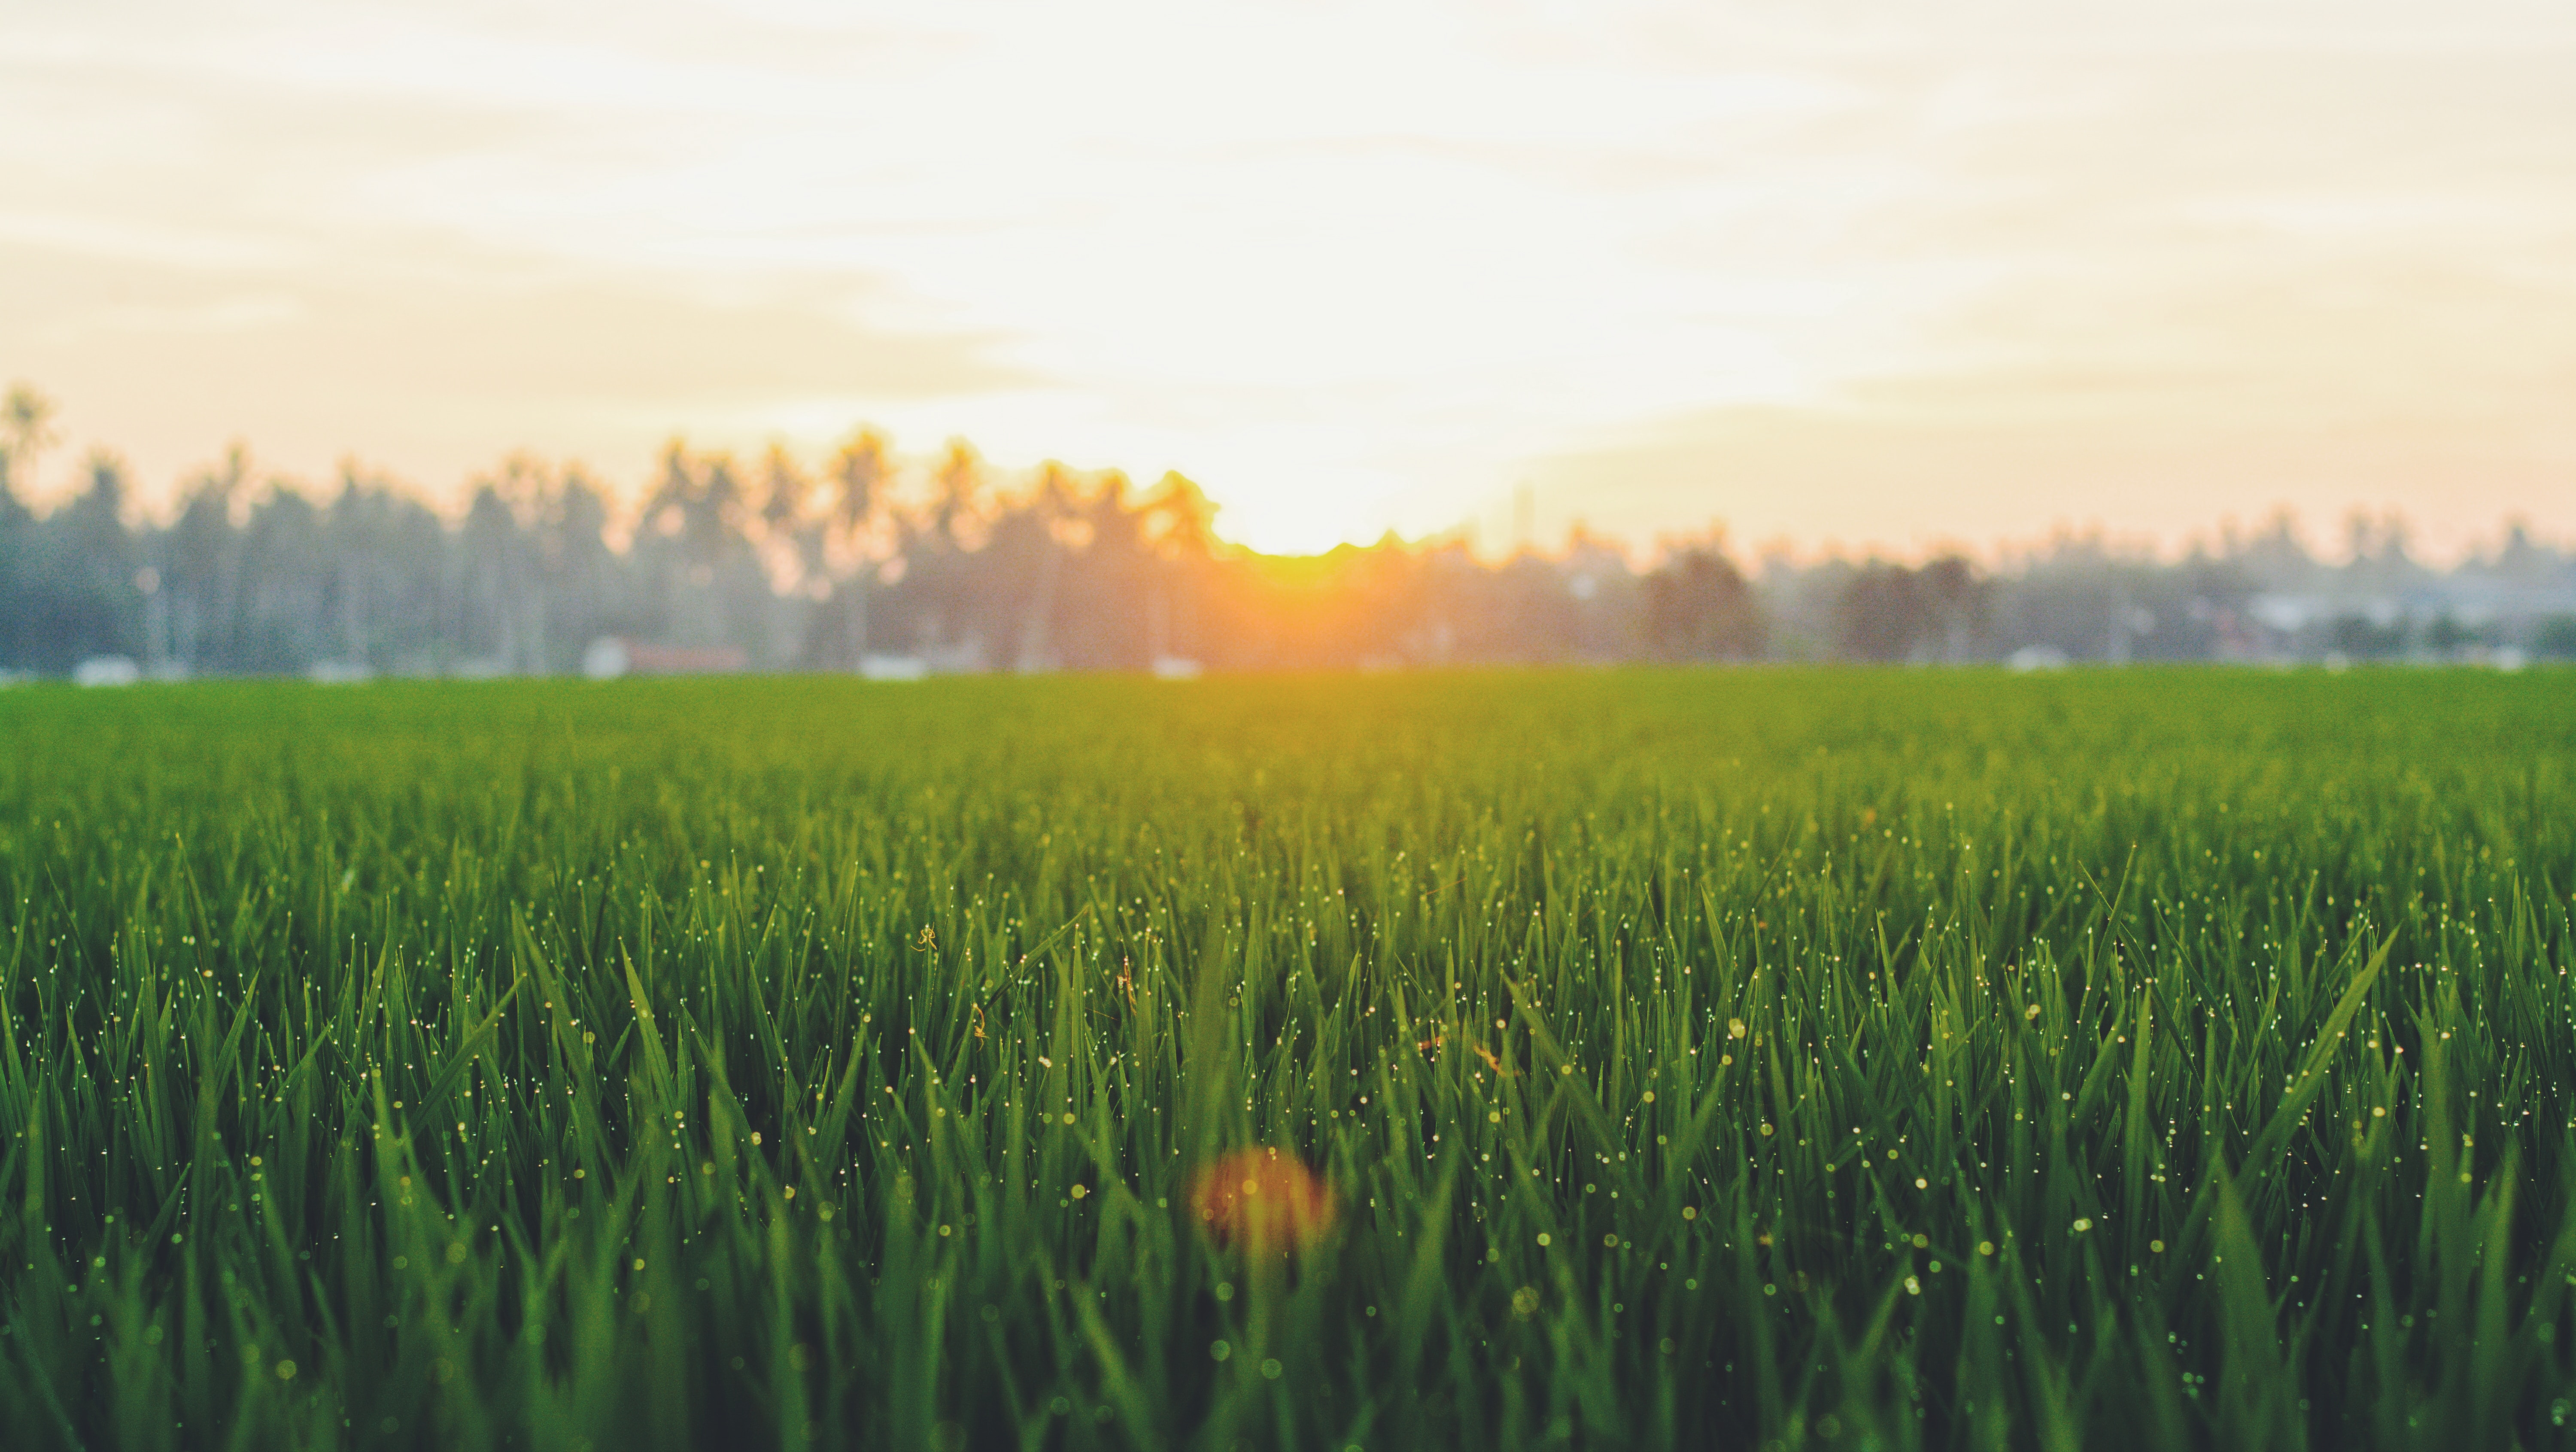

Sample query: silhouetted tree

[2,385,2567,678]
[1832,554,1988,662]
[1834,562,1919,662]
[826,429,890,666]
[1645,544,1762,661]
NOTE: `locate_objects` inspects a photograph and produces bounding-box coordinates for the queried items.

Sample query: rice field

[1,669,2572,1450]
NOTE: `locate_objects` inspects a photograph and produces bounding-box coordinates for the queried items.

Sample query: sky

[3,0,2572,559]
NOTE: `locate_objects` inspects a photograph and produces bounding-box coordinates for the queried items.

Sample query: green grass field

[2,670,2572,1450]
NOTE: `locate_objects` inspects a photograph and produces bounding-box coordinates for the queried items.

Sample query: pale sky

[4,0,2572,558]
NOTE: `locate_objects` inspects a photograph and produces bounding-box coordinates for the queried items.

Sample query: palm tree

[829,429,889,665]
[1007,462,1081,671]
[0,383,56,486]
[166,444,249,671]
[760,442,809,545]
[0,385,50,667]
[930,438,980,548]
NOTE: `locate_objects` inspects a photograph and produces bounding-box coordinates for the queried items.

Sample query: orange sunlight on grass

[1188,1148,1336,1256]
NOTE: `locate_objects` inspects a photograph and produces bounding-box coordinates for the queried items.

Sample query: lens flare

[1188,1148,1334,1254]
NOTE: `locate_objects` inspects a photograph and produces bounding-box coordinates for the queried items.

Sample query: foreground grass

[0,669,2572,1450]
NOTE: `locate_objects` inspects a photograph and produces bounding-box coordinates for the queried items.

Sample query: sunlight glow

[3,0,2572,556]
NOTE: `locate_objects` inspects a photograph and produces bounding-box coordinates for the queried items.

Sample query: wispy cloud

[3,0,2570,553]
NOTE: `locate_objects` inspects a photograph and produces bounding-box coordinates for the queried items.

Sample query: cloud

[4,0,2573,550]
[1531,335,2576,565]
[2,241,1031,508]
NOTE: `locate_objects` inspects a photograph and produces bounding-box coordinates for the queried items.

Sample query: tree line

[2,385,2570,677]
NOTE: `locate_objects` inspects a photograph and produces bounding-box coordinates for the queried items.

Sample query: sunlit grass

[0,668,2570,1449]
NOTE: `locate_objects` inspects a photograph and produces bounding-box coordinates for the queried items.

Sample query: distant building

[858,653,930,681]
[2007,646,2069,672]
[73,656,140,687]
[582,637,749,680]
